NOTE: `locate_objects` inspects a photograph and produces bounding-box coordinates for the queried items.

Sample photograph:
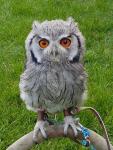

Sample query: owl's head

[25,17,85,65]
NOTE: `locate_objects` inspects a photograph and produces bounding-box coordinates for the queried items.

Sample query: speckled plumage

[19,17,87,114]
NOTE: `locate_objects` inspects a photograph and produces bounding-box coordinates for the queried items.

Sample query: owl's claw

[33,120,49,142]
[64,116,79,137]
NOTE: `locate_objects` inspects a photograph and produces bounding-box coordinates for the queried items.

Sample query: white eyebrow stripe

[37,35,50,41]
[58,34,71,40]
[37,34,72,42]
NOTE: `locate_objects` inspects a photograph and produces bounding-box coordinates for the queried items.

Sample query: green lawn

[0,0,113,149]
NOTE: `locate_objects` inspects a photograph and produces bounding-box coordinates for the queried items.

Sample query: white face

[25,18,85,64]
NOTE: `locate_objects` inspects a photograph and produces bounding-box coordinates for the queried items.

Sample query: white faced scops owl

[19,17,87,141]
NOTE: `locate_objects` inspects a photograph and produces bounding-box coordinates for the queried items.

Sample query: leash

[74,107,111,150]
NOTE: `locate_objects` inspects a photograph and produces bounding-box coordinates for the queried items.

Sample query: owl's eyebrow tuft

[58,34,71,41]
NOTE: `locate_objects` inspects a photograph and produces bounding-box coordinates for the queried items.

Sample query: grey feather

[19,17,87,113]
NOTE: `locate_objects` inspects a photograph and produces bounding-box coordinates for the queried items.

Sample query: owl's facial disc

[38,36,72,62]
[25,18,85,64]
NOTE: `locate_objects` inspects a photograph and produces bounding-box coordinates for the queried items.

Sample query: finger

[40,127,47,139]
[64,124,69,135]
[71,123,78,136]
[33,128,39,141]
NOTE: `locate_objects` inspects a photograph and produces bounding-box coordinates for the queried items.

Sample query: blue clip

[81,139,90,147]
[79,125,96,149]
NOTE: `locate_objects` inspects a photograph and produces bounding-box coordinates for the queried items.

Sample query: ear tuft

[67,17,85,62]
[32,21,40,30]
[67,17,75,25]
[67,17,78,33]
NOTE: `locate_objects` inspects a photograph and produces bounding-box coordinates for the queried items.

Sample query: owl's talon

[64,116,78,137]
[33,120,49,142]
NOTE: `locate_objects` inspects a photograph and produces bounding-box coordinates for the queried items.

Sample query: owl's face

[25,17,85,64]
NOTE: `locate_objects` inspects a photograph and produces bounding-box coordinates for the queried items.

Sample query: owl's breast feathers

[19,60,87,113]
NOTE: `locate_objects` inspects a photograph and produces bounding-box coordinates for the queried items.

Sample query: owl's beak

[44,44,65,62]
[49,50,60,62]
[50,50,59,57]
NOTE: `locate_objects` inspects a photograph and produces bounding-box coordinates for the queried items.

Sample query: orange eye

[60,38,71,48]
[39,39,49,48]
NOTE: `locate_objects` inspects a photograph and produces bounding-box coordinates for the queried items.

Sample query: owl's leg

[33,110,49,142]
[63,108,78,137]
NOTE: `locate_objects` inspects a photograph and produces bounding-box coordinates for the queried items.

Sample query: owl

[19,17,87,140]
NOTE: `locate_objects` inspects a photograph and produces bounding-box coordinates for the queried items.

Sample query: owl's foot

[33,120,49,142]
[64,116,79,137]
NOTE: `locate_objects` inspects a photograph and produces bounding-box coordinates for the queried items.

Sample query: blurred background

[0,0,113,149]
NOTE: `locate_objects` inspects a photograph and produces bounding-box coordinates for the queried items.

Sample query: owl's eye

[39,39,49,48]
[60,38,71,48]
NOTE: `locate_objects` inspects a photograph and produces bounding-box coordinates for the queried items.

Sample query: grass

[0,0,113,149]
